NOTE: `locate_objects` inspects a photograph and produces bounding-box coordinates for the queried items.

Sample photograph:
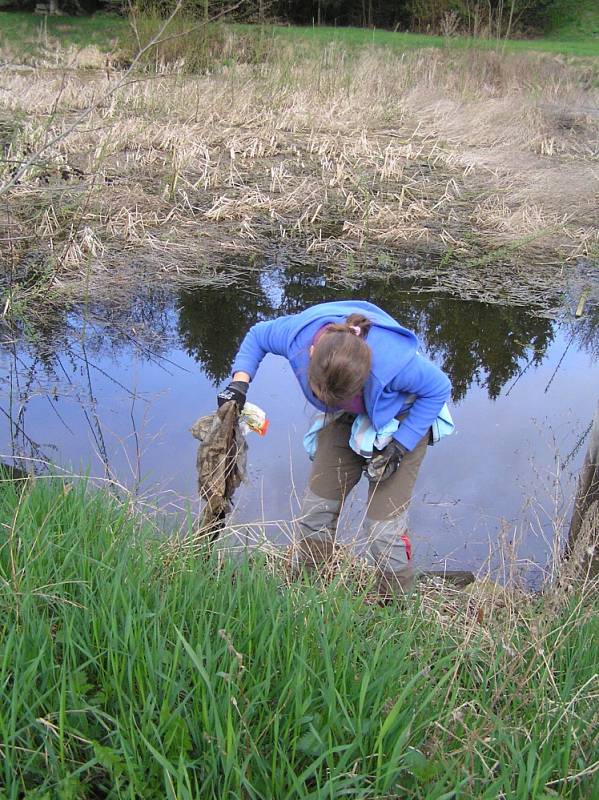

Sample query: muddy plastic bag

[191,401,269,539]
[191,401,247,536]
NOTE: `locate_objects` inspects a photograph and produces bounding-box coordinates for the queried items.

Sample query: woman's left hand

[366,440,407,482]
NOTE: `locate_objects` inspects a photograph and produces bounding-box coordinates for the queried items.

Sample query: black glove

[366,439,407,482]
[217,380,249,410]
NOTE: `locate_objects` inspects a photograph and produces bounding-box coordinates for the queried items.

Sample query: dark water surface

[2,267,598,578]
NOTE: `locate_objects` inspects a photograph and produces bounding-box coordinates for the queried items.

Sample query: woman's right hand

[217,378,249,410]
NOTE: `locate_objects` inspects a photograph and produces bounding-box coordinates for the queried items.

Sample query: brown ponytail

[326,313,372,338]
[308,314,372,407]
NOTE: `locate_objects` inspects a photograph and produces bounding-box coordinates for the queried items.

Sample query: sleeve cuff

[231,358,257,380]
[393,424,425,452]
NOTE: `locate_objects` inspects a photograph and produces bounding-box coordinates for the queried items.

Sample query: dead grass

[0,41,598,311]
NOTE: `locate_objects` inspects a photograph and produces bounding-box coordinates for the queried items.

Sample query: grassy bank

[243,22,599,58]
[545,0,599,41]
[1,11,598,60]
[0,11,124,57]
[0,475,597,797]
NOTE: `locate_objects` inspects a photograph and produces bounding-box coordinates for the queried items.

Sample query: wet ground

[2,265,598,580]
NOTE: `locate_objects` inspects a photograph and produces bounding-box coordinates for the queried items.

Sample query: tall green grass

[0,476,597,798]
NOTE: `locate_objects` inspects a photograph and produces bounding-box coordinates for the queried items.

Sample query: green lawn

[246,22,599,58]
[0,475,597,798]
[0,11,597,61]
[0,10,126,55]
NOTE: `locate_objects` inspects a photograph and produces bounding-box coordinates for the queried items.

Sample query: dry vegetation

[1,37,598,312]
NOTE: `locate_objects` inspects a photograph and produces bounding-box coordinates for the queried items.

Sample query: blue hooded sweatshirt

[231,300,451,452]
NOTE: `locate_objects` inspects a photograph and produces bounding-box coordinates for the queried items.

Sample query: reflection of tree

[404,297,553,402]
[1,288,176,369]
[570,303,599,360]
[71,290,176,360]
[176,266,557,402]
[0,288,179,474]
[354,281,554,401]
[177,275,276,384]
[1,264,566,409]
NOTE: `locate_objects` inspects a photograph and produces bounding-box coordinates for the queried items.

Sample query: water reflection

[410,300,553,401]
[6,263,595,412]
[1,264,598,577]
[0,286,181,476]
[177,282,274,384]
[572,303,599,359]
[177,267,558,401]
[3,265,597,411]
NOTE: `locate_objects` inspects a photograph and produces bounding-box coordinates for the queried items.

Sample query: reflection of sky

[3,312,597,582]
[259,268,287,310]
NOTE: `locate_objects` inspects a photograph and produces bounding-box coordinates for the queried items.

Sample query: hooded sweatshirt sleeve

[390,354,451,451]
[230,315,295,380]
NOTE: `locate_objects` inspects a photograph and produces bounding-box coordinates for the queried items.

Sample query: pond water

[2,266,598,580]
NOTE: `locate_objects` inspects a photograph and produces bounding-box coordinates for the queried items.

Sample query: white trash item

[240,402,269,437]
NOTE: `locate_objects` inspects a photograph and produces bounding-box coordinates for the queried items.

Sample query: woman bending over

[217,300,452,596]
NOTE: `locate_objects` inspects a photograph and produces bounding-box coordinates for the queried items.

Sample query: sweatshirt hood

[287,301,419,389]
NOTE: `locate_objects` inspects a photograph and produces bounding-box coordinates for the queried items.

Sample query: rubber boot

[362,515,415,596]
[376,567,415,597]
[294,490,341,572]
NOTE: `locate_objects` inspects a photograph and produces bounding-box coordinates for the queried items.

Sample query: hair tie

[350,325,361,336]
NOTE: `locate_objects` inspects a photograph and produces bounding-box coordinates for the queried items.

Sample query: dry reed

[1,41,598,311]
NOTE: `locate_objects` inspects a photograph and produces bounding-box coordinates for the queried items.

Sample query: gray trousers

[297,414,429,590]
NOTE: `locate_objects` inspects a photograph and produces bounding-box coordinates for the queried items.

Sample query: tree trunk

[567,401,599,578]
